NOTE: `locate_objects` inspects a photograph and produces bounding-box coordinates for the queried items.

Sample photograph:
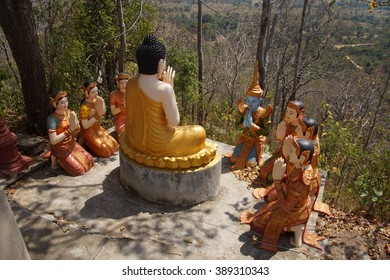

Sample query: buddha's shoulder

[156,81,173,93]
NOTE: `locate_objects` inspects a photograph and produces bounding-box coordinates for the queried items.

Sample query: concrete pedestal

[0,189,30,259]
[120,149,221,206]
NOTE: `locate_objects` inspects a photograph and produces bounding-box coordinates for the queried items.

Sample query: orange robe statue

[241,137,314,252]
[258,100,305,183]
[79,81,119,158]
[47,91,94,176]
[110,73,130,140]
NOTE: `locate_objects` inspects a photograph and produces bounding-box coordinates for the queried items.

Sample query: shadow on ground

[80,167,197,220]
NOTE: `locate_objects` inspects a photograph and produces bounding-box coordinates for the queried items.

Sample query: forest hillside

[0,0,389,259]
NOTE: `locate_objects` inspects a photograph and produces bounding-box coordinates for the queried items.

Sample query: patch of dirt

[316,208,389,260]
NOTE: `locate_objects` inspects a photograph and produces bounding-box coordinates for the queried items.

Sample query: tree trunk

[291,0,309,101]
[0,0,49,136]
[197,0,204,124]
[363,74,390,148]
[256,0,271,90]
[0,38,20,86]
[271,42,290,129]
[263,5,277,98]
[105,51,116,92]
[116,0,126,73]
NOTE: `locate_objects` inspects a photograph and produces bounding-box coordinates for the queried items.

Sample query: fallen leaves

[316,207,389,260]
[183,238,193,244]
[232,165,268,188]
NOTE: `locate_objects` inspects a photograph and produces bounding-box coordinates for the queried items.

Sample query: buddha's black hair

[136,34,166,75]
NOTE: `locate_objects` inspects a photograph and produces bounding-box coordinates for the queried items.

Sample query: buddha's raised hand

[162,66,175,87]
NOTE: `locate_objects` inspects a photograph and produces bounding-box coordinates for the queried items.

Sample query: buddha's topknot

[136,34,166,75]
[143,34,158,45]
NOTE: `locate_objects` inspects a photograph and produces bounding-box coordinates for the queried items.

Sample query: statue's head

[115,73,130,92]
[136,34,166,75]
[49,91,68,110]
[298,117,318,140]
[115,73,130,83]
[245,61,263,110]
[290,137,314,165]
[285,100,305,125]
[82,80,98,99]
[245,96,262,111]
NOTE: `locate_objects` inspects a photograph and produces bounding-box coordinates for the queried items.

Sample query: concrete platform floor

[3,140,326,260]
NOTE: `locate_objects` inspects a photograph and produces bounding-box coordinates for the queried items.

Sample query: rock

[16,134,46,156]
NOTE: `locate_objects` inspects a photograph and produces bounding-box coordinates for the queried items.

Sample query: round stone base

[119,148,221,205]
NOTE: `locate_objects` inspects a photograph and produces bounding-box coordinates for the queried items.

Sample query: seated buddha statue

[230,61,272,170]
[47,91,94,176]
[121,34,216,169]
[79,81,119,158]
[110,72,130,141]
[241,136,314,252]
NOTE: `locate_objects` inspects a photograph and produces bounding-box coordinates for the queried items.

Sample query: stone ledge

[0,189,30,259]
[16,134,46,156]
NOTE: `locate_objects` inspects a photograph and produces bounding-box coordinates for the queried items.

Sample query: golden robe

[79,101,119,158]
[125,77,206,157]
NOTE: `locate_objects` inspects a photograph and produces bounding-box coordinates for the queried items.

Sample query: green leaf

[373,188,383,197]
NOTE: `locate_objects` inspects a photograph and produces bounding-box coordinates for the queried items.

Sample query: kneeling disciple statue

[121,34,217,169]
[79,81,119,158]
[240,136,314,252]
[254,116,321,202]
[257,100,305,183]
[47,91,94,176]
[230,61,272,170]
[110,73,130,141]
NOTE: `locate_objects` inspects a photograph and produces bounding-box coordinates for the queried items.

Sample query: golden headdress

[116,73,130,82]
[246,61,263,98]
[82,81,97,93]
[49,91,67,108]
